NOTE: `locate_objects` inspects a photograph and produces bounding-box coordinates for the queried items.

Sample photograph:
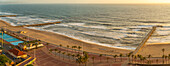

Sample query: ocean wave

[0,11,18,15]
[26,27,136,50]
[0,16,62,26]
[132,20,168,23]
[81,31,127,39]
[67,23,85,26]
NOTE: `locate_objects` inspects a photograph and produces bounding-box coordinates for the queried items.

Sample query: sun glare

[148,0,170,3]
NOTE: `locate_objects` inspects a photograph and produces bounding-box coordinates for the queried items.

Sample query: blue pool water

[11,41,24,45]
[0,33,24,45]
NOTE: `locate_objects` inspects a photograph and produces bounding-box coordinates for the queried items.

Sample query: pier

[0,15,17,17]
[0,15,61,27]
[133,25,162,55]
[15,21,61,27]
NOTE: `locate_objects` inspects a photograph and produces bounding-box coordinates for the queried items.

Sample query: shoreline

[26,27,136,50]
[0,19,132,55]
[1,18,135,50]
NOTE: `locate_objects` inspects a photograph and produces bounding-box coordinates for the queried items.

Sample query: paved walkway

[26,44,129,66]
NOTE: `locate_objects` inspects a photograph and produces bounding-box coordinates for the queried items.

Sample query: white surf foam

[25,27,136,50]
[0,12,18,15]
[1,16,62,26]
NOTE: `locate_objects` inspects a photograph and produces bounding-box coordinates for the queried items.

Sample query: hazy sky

[1,0,170,4]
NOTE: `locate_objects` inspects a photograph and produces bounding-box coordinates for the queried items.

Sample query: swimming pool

[0,33,24,45]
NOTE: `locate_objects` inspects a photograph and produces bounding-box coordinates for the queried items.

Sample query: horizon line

[2,3,170,5]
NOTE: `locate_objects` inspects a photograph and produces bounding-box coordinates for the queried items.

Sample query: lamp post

[1,31,3,49]
[0,26,7,49]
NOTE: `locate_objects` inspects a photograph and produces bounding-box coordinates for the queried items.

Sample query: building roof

[8,48,26,56]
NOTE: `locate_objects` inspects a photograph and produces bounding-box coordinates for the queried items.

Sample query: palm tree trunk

[93,59,94,66]
[100,57,101,62]
[63,54,64,60]
[128,57,130,63]
[163,58,164,64]
[67,49,68,53]
[59,54,60,59]
[55,51,56,56]
[75,49,76,53]
[132,58,133,63]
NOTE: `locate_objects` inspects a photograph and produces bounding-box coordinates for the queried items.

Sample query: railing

[16,57,36,66]
[15,57,32,66]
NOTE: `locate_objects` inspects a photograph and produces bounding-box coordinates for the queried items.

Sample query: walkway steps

[16,57,36,66]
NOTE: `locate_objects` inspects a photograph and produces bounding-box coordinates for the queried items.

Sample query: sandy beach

[138,44,170,57]
[0,20,132,55]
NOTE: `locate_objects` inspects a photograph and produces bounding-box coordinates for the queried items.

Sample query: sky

[1,0,170,4]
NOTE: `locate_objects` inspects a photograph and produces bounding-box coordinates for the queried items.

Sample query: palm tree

[162,55,165,64]
[162,48,165,56]
[127,53,132,63]
[77,54,80,57]
[83,51,89,66]
[156,59,159,64]
[137,54,142,58]
[99,54,103,62]
[67,53,71,61]
[67,45,69,53]
[46,43,49,50]
[49,49,53,54]
[35,43,38,49]
[62,52,65,60]
[106,57,109,63]
[76,52,89,66]
[58,51,61,59]
[134,56,137,64]
[72,54,75,60]
[137,54,142,63]
[114,55,118,62]
[91,56,95,65]
[131,55,134,63]
[165,56,168,64]
[139,57,143,64]
[168,54,170,64]
[54,49,58,56]
[120,53,123,62]
[148,54,152,64]
[74,46,77,53]
[72,46,74,53]
[162,48,165,64]
[142,57,146,64]
[59,44,62,48]
[137,55,142,63]
[78,46,82,54]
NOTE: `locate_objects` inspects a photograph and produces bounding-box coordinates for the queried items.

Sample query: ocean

[0,4,169,50]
